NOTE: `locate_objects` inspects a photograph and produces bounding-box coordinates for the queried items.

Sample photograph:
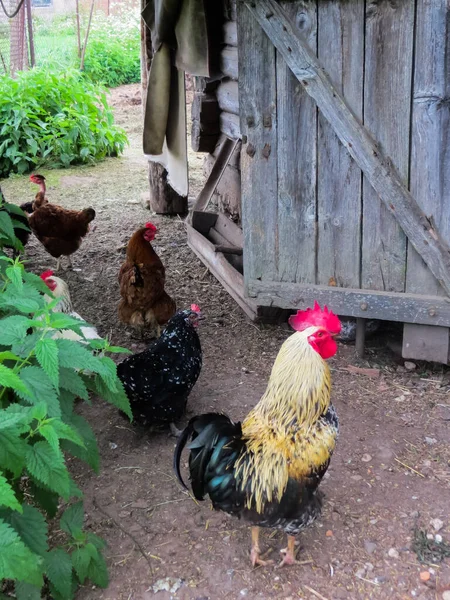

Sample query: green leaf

[0,211,15,240]
[6,265,23,291]
[59,367,88,400]
[0,364,30,395]
[61,414,99,472]
[15,581,42,600]
[51,419,85,448]
[86,551,109,588]
[0,518,43,586]
[38,423,60,455]
[0,428,27,477]
[44,548,73,598]
[26,441,70,499]
[87,531,106,551]
[0,471,22,512]
[17,366,60,418]
[29,481,59,518]
[7,503,48,556]
[107,345,132,354]
[35,338,59,388]
[55,339,103,374]
[94,375,132,420]
[72,545,93,584]
[0,351,22,362]
[49,313,86,331]
[22,270,53,295]
[0,410,28,432]
[0,315,33,346]
[60,501,84,537]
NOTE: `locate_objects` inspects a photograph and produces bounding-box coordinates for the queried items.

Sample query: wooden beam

[244,0,450,297]
[220,112,241,140]
[223,21,238,46]
[220,47,239,80]
[216,80,239,115]
[248,279,450,327]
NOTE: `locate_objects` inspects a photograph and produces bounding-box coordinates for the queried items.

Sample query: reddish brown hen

[28,174,95,271]
[118,222,176,337]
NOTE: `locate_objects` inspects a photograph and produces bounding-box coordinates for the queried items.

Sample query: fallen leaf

[420,571,431,582]
[326,530,334,537]
[343,365,381,378]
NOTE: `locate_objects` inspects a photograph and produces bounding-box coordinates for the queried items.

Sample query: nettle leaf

[0,471,22,512]
[17,366,60,418]
[0,518,43,586]
[28,481,59,519]
[35,338,59,388]
[0,211,15,240]
[49,313,86,332]
[59,367,89,400]
[106,345,132,354]
[6,265,23,292]
[12,332,42,359]
[51,420,85,448]
[0,428,27,477]
[26,441,70,499]
[0,364,30,395]
[15,581,42,600]
[0,350,22,362]
[95,375,132,420]
[0,315,33,346]
[6,503,48,556]
[97,355,119,391]
[44,548,73,598]
[22,270,53,295]
[38,423,60,455]
[56,338,104,373]
[72,545,93,584]
[86,550,108,588]
[0,411,28,432]
[60,501,84,537]
[61,414,99,473]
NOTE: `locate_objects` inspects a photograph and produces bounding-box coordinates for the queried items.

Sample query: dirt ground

[2,84,450,600]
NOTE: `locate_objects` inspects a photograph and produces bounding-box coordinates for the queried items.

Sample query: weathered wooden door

[237,0,450,362]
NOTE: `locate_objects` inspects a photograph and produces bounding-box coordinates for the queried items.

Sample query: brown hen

[118,222,176,337]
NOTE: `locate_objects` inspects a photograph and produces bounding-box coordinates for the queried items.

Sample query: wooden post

[355,318,366,358]
[140,0,188,215]
[80,0,95,71]
[75,0,82,58]
[25,0,35,68]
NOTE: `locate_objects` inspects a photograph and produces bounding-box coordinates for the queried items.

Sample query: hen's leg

[169,423,183,438]
[55,257,61,273]
[67,255,73,270]
[250,527,274,567]
[278,535,300,567]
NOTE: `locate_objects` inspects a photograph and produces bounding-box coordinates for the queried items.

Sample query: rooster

[174,302,341,567]
[117,304,202,436]
[29,174,95,271]
[118,222,176,338]
[40,269,100,343]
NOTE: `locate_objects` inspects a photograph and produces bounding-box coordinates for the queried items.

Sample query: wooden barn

[141,0,450,364]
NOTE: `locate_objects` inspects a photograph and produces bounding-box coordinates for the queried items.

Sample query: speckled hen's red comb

[145,222,157,231]
[40,270,54,281]
[190,304,201,313]
[288,301,341,334]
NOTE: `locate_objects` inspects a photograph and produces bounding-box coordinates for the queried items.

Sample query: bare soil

[2,84,450,600]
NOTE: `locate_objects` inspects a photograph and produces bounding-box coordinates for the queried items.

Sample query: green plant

[0,67,128,177]
[82,8,140,87]
[0,193,132,598]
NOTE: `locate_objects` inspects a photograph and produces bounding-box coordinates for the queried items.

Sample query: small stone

[130,499,148,509]
[364,541,377,554]
[404,361,416,371]
[422,460,432,468]
[425,437,437,445]
[222,536,230,543]
[374,576,386,584]
[419,571,430,582]
[388,548,399,559]
[435,534,443,543]
[226,569,234,576]
[370,519,378,525]
[430,518,444,531]
[365,563,374,572]
[355,567,366,578]
[240,589,248,596]
[394,395,405,402]
[442,591,450,600]
[410,511,419,518]
[326,530,334,537]
[361,454,372,463]
[351,475,363,481]
[109,442,118,450]
[396,365,406,373]
[427,533,434,540]
[274,576,280,582]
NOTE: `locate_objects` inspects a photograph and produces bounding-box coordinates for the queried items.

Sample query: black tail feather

[173,420,194,489]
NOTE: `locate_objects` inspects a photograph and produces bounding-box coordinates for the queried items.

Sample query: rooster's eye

[317,332,323,338]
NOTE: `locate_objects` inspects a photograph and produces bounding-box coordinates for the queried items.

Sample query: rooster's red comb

[145,222,157,232]
[40,270,54,281]
[288,301,341,334]
[190,304,201,314]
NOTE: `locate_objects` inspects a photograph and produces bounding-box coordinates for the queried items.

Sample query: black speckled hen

[117,305,203,435]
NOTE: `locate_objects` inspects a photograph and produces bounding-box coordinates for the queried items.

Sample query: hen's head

[166,304,203,332]
[143,222,157,242]
[30,174,46,186]
[40,269,57,292]
[289,301,341,359]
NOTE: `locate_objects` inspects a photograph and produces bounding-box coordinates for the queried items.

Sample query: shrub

[0,68,128,177]
[82,7,140,87]
[0,192,132,598]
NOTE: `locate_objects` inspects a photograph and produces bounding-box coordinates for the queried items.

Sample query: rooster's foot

[277,537,300,567]
[169,423,183,438]
[250,547,274,567]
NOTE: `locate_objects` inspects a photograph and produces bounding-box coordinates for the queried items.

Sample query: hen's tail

[173,413,243,501]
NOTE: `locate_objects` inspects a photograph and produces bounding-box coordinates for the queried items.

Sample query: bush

[0,192,132,598]
[82,7,140,87]
[0,68,128,177]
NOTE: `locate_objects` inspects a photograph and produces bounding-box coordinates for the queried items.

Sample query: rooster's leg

[278,535,300,567]
[55,257,61,273]
[169,423,183,438]
[67,255,73,270]
[250,527,274,567]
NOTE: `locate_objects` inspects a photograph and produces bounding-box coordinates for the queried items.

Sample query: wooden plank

[191,92,221,153]
[317,0,364,288]
[403,0,450,360]
[361,1,414,292]
[223,21,238,46]
[276,1,317,284]
[237,0,278,285]
[220,112,241,139]
[244,0,450,298]
[187,225,258,320]
[403,325,449,364]
[216,80,239,115]
[220,47,239,80]
[214,212,243,247]
[248,279,450,328]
